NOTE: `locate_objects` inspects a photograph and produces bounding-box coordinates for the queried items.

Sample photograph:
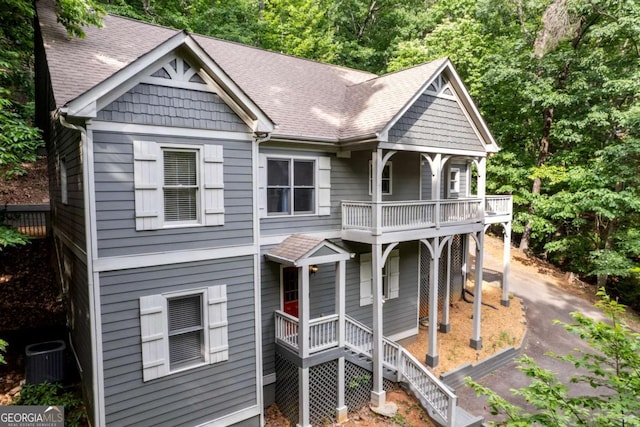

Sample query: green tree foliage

[0,339,6,364]
[0,0,104,177]
[468,290,640,426]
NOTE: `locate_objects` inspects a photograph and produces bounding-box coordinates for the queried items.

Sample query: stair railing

[344,315,456,426]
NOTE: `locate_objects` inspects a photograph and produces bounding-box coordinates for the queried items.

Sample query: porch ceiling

[265,234,353,266]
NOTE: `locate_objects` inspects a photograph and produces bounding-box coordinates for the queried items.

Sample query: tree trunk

[520,106,553,251]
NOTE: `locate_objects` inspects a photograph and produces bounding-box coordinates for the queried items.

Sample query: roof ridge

[191,32,376,80]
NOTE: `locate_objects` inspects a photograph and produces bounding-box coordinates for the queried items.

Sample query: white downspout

[253,131,270,426]
[58,113,105,427]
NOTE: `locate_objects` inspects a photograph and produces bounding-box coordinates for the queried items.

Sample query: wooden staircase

[344,316,483,427]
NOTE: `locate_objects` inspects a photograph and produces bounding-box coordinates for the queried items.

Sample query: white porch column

[336,260,346,346]
[426,237,439,367]
[470,232,483,350]
[431,154,442,227]
[501,222,511,307]
[370,243,385,407]
[298,267,310,358]
[335,260,348,421]
[477,157,486,218]
[372,150,383,235]
[336,357,348,423]
[440,239,451,333]
[297,367,311,427]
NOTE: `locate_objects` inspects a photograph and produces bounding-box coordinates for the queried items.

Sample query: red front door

[282,267,299,318]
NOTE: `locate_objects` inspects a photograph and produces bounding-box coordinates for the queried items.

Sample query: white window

[133,140,224,230]
[60,157,68,205]
[259,155,331,217]
[449,168,460,194]
[359,250,400,306]
[369,161,392,195]
[139,285,228,381]
[163,150,198,223]
[267,158,315,215]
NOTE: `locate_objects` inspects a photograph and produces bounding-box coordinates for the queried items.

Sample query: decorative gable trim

[63,32,275,134]
[377,60,498,152]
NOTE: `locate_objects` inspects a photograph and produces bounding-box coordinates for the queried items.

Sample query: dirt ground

[0,158,50,205]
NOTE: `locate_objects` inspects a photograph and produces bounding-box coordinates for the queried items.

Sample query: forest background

[1,0,639,307]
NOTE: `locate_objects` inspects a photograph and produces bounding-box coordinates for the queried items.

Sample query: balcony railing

[275,311,339,354]
[485,195,512,216]
[275,312,457,426]
[342,196,512,234]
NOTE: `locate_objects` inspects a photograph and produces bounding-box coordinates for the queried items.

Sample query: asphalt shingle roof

[266,234,326,264]
[36,0,449,142]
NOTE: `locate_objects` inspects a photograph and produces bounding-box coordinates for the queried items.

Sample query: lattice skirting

[275,354,298,424]
[276,354,398,426]
[420,234,465,318]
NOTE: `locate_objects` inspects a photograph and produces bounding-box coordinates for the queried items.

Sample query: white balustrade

[277,312,458,426]
[486,195,513,216]
[439,199,482,224]
[309,314,339,353]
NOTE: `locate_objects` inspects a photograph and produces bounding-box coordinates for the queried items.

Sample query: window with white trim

[259,155,331,217]
[267,158,315,215]
[139,285,228,381]
[369,161,392,195]
[133,140,224,230]
[359,250,400,306]
[449,168,460,194]
[163,149,198,223]
[60,157,68,205]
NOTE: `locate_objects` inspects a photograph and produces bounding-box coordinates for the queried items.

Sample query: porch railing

[1,204,50,238]
[342,197,512,234]
[275,311,339,354]
[275,312,457,426]
[342,199,482,234]
[485,195,513,216]
[345,316,456,426]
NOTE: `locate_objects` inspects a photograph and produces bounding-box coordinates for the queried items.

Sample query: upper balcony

[341,195,512,243]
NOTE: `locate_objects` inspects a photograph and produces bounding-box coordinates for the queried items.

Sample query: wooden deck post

[470,231,483,350]
[440,239,451,333]
[426,237,439,367]
[297,367,311,427]
[370,243,385,407]
[501,222,511,307]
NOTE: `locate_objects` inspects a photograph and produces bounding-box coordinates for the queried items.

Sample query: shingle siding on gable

[92,130,253,258]
[100,256,257,426]
[389,94,484,152]
[97,83,250,132]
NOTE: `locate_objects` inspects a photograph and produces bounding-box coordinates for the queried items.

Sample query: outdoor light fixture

[309,265,319,274]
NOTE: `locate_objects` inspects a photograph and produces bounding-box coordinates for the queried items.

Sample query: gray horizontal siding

[49,122,86,249]
[343,241,419,337]
[62,244,94,420]
[97,83,249,133]
[100,256,258,427]
[389,93,485,152]
[260,149,340,236]
[93,131,254,257]
[260,250,280,377]
[260,240,419,377]
[260,150,422,236]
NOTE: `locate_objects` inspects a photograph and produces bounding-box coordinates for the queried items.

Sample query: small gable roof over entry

[36,0,497,149]
[265,235,352,267]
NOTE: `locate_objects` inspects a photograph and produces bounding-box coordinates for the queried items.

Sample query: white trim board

[88,121,253,141]
[94,244,258,272]
[387,327,419,343]
[195,405,261,427]
[259,230,341,247]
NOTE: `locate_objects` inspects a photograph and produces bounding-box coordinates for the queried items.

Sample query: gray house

[35,0,512,426]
